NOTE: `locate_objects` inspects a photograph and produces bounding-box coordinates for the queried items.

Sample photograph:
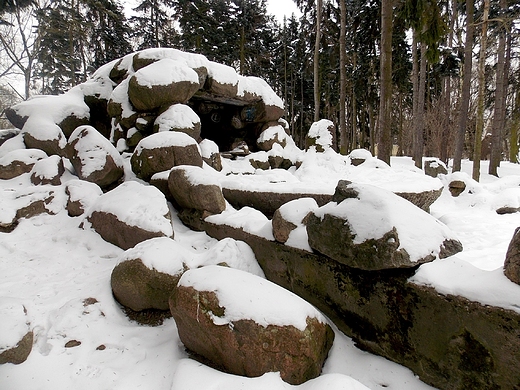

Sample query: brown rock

[130,132,203,182]
[23,122,66,157]
[222,187,332,219]
[4,107,28,129]
[0,331,33,365]
[168,166,226,214]
[169,266,334,385]
[29,155,65,186]
[85,181,174,250]
[449,180,466,197]
[272,209,297,243]
[395,188,443,213]
[424,158,448,177]
[128,60,200,111]
[504,227,520,284]
[111,238,186,311]
[306,182,462,270]
[87,210,170,251]
[68,125,124,188]
[58,115,90,139]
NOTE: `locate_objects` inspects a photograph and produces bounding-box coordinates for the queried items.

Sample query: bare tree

[0,4,40,99]
[338,0,347,154]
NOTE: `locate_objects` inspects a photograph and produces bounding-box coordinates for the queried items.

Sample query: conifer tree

[131,0,176,49]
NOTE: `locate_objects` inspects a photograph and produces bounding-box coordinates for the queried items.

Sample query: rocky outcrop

[84,181,174,250]
[111,238,187,311]
[187,216,520,390]
[272,198,318,245]
[306,182,462,270]
[130,131,202,182]
[0,149,48,180]
[169,265,334,385]
[168,166,226,214]
[504,227,520,285]
[68,125,124,188]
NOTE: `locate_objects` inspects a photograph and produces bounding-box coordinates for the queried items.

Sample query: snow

[172,165,221,187]
[308,119,334,149]
[178,265,327,331]
[171,359,371,390]
[313,182,456,261]
[84,181,173,237]
[1,130,520,390]
[135,131,199,156]
[207,61,239,86]
[22,116,66,145]
[10,87,90,127]
[29,155,62,181]
[278,198,319,251]
[154,104,200,132]
[199,139,219,158]
[0,134,26,158]
[205,205,275,240]
[65,179,103,209]
[132,58,199,88]
[238,75,284,108]
[0,299,29,352]
[135,48,211,71]
[258,124,288,144]
[0,148,47,166]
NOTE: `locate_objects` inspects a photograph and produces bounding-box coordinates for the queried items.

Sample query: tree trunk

[511,90,520,163]
[414,41,427,169]
[473,0,490,182]
[411,31,419,160]
[339,0,347,154]
[313,0,322,122]
[489,0,507,176]
[453,0,474,172]
[377,0,393,165]
[440,0,457,163]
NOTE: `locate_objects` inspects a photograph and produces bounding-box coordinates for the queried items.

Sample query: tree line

[1,0,519,177]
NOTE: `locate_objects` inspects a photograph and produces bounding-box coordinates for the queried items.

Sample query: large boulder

[130,131,202,182]
[111,237,189,311]
[169,265,334,385]
[68,125,124,188]
[168,165,226,214]
[257,124,288,151]
[204,62,239,98]
[84,181,174,250]
[504,227,520,285]
[306,181,463,270]
[22,117,67,157]
[0,149,48,180]
[153,104,201,140]
[128,59,200,111]
[0,300,33,365]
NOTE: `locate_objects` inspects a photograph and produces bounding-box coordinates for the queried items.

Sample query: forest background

[1,0,519,178]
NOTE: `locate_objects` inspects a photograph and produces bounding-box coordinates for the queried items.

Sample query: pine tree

[131,0,176,49]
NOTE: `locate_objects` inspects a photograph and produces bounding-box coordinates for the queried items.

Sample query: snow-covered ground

[1,155,519,390]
